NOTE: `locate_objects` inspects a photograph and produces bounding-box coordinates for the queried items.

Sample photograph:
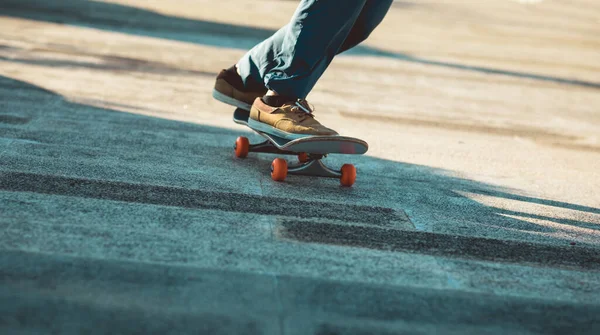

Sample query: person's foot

[212,65,267,111]
[248,97,338,139]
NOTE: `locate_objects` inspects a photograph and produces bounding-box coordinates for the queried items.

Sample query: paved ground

[1,0,599,334]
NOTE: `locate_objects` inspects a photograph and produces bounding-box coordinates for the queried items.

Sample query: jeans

[237,0,393,99]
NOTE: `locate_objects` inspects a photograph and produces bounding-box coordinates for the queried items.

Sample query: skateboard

[232,108,368,186]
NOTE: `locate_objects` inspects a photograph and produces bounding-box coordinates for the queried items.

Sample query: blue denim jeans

[237,0,393,99]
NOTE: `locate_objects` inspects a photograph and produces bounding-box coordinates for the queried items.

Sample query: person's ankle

[262,94,296,107]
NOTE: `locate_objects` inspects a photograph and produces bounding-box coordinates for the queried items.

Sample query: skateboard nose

[341,142,356,154]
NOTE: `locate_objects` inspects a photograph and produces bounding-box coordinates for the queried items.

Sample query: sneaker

[248,98,338,139]
[212,66,267,111]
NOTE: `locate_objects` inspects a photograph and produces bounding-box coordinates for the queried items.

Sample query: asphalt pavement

[1,0,599,334]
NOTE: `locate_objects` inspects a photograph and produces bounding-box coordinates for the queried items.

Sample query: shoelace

[290,99,315,122]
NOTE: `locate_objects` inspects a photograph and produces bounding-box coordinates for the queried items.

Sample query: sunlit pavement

[1,1,599,334]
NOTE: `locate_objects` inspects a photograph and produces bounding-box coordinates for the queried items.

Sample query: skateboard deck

[233,108,368,155]
[232,108,368,186]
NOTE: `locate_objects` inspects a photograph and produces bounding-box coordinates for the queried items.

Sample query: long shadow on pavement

[2,75,600,333]
[1,0,598,89]
[1,75,598,266]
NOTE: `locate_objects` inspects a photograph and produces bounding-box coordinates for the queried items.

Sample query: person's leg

[238,0,369,100]
[216,0,393,138]
[337,0,393,54]
[214,0,392,111]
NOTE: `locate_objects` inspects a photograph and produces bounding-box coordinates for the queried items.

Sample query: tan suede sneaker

[212,66,267,111]
[248,98,338,139]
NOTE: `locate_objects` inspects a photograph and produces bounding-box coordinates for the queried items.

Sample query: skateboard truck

[234,137,357,186]
[287,154,341,179]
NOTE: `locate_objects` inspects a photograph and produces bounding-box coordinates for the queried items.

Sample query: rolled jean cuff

[237,56,268,93]
[264,72,307,99]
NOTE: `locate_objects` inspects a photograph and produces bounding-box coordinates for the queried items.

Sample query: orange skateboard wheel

[340,164,356,187]
[297,152,309,163]
[234,136,249,158]
[271,158,288,182]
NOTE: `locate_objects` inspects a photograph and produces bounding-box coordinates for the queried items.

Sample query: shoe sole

[212,89,252,111]
[247,118,320,140]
